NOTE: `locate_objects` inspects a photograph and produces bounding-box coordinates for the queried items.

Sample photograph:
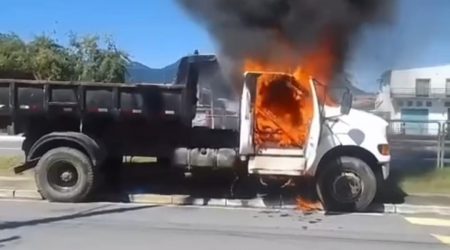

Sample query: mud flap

[14,159,39,174]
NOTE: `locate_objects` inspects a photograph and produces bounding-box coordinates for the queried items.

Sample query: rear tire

[35,147,98,203]
[316,156,377,212]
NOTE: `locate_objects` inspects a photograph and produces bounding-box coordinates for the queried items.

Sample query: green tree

[98,37,129,83]
[0,33,31,79]
[70,34,129,83]
[0,32,129,83]
[28,35,74,81]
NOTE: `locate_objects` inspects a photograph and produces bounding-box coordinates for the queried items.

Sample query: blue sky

[0,0,215,67]
[1,0,450,91]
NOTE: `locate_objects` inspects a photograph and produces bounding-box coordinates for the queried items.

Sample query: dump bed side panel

[0,82,11,130]
[16,83,45,113]
[0,80,197,135]
[0,82,10,116]
[47,85,80,114]
[84,86,114,113]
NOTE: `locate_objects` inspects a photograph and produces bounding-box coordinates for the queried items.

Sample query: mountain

[126,59,370,98]
[126,60,180,84]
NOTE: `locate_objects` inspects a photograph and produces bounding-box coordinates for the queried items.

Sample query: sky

[1,0,450,91]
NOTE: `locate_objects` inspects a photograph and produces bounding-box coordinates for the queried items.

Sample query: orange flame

[296,197,324,213]
[251,72,313,148]
[244,38,338,149]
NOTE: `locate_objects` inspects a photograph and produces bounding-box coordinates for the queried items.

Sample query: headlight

[378,144,390,156]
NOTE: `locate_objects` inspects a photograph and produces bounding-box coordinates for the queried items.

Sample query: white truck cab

[239,71,391,211]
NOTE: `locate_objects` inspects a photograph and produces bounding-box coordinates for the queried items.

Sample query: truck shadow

[96,163,323,208]
[94,162,423,209]
[374,158,439,205]
[0,205,156,231]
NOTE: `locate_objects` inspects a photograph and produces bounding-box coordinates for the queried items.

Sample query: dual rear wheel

[35,147,97,203]
[35,147,121,203]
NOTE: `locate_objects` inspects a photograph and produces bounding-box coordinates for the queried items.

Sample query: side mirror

[341,90,353,115]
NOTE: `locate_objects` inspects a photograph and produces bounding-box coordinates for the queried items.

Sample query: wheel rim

[331,171,363,203]
[47,161,79,192]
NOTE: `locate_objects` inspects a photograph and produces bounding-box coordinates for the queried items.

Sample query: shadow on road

[0,236,21,248]
[374,160,441,204]
[95,162,415,209]
[375,170,408,204]
[0,205,156,231]
[101,163,324,209]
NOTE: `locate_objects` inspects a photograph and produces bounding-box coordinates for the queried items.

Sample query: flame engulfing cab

[253,72,314,150]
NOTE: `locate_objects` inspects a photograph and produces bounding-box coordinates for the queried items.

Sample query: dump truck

[0,54,390,211]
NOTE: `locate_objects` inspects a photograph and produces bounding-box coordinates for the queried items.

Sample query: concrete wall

[391,99,445,135]
[391,65,450,92]
[376,65,450,135]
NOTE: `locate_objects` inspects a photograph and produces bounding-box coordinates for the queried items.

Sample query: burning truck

[1,52,390,211]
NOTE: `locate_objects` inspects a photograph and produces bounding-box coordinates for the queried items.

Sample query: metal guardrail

[391,88,450,98]
[388,120,443,169]
[386,119,450,169]
[388,119,441,137]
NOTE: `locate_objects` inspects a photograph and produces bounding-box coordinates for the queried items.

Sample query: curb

[0,189,43,200]
[0,136,24,142]
[2,189,450,215]
[394,204,450,215]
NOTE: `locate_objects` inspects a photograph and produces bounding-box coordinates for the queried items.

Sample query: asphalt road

[0,201,449,250]
[0,136,24,156]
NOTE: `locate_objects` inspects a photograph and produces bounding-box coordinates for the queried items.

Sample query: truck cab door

[239,72,322,176]
[239,75,255,155]
[304,77,322,169]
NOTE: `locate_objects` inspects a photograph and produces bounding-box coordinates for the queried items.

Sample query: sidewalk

[0,175,35,190]
[1,175,450,214]
[405,193,450,207]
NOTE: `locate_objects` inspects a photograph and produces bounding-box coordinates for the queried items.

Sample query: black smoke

[177,0,395,77]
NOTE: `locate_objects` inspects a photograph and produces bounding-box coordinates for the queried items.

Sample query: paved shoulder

[405,216,450,246]
[0,201,448,250]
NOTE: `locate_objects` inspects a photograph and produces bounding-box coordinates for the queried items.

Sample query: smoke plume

[177,0,396,78]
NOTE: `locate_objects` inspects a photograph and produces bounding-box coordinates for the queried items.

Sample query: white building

[376,65,450,135]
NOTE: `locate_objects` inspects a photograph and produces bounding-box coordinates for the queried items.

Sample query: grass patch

[0,156,24,173]
[401,167,450,194]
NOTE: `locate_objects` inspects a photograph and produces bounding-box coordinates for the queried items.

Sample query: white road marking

[405,217,450,246]
[405,217,450,227]
[432,234,450,245]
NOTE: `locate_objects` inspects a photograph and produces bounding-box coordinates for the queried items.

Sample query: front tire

[35,147,98,203]
[316,157,377,212]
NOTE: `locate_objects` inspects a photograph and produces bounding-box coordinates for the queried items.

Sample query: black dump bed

[0,55,204,133]
[0,80,191,118]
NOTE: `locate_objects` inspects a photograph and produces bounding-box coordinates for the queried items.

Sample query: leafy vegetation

[0,156,24,174]
[0,33,129,83]
[401,167,450,194]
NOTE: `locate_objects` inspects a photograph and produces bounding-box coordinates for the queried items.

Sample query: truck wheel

[316,157,376,212]
[35,147,98,203]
